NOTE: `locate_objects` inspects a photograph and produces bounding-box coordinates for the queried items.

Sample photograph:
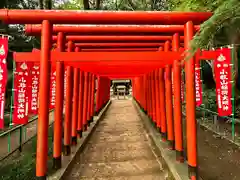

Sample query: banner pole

[8,60,15,152]
[230,44,236,141]
[199,60,206,124]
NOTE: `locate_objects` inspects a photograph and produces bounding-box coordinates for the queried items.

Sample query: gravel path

[64,100,167,180]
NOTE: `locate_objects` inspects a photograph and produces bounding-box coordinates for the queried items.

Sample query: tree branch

[39,0,44,9]
[45,0,52,9]
[83,0,90,9]
[127,0,137,10]
[96,0,101,9]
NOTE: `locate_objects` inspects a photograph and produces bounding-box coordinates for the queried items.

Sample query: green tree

[39,0,44,9]
[167,0,240,51]
[60,0,168,10]
[0,0,40,112]
[168,0,240,112]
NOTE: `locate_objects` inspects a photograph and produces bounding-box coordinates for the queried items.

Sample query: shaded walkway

[63,100,167,179]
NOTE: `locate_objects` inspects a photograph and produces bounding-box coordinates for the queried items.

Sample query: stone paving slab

[81,148,156,163]
[84,141,150,152]
[94,130,146,137]
[63,100,166,180]
[89,134,147,143]
[99,121,143,127]
[95,126,145,133]
[79,174,167,180]
[74,159,163,178]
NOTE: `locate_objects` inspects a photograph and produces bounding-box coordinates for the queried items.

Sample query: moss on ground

[0,125,54,180]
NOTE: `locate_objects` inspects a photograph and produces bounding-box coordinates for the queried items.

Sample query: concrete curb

[47,100,112,180]
[133,100,189,180]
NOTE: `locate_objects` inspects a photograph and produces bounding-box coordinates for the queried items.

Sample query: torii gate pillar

[185,21,197,179]
[172,33,184,162]
[36,20,52,179]
[63,41,74,156]
[164,41,174,150]
[53,32,65,170]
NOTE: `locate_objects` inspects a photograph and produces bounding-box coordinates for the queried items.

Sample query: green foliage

[168,0,223,11]
[1,0,38,9]
[191,0,240,52]
[60,0,168,10]
[0,0,52,113]
[168,0,240,53]
[202,86,217,112]
[60,0,83,10]
[0,126,54,180]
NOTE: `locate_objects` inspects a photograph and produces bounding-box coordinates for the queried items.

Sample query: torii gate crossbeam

[25,24,200,35]
[0,10,212,24]
[51,35,185,42]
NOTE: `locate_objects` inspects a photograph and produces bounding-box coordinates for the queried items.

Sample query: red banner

[0,37,8,129]
[214,48,232,116]
[49,69,56,109]
[195,61,202,106]
[29,64,39,114]
[13,62,30,125]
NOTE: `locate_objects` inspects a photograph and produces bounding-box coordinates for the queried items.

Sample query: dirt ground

[182,116,240,180]
[0,112,54,160]
[197,125,240,180]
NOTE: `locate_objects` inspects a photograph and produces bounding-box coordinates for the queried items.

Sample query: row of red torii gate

[0,9,234,180]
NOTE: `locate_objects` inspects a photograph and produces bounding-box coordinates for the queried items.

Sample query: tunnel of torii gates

[0,9,221,179]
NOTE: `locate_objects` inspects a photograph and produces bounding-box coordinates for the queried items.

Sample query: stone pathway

[64,100,167,180]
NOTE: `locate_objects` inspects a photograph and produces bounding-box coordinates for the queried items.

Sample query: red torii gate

[25,24,190,53]
[80,48,159,51]
[25,24,201,35]
[0,9,213,180]
[13,50,178,78]
[51,35,185,42]
[64,42,167,48]
[25,24,190,51]
[13,38,219,180]
[13,48,219,77]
